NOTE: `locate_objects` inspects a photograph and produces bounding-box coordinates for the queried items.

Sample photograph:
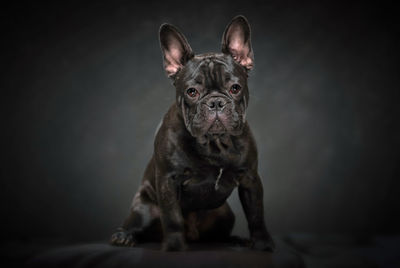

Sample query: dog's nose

[206,98,227,110]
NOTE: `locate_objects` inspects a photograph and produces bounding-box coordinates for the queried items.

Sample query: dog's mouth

[207,118,226,134]
[183,96,244,138]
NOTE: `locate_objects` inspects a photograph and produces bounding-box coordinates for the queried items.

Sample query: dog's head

[159,16,253,140]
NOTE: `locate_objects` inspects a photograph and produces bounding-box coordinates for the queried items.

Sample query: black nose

[206,98,227,109]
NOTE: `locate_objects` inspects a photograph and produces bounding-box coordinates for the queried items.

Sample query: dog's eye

[230,84,241,94]
[186,88,198,98]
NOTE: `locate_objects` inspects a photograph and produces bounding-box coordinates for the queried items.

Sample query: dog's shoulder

[154,104,192,159]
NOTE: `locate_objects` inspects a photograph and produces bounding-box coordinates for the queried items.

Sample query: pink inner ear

[164,42,183,76]
[230,40,249,58]
[227,27,253,69]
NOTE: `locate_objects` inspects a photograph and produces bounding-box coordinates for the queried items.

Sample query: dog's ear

[159,24,194,78]
[221,15,254,70]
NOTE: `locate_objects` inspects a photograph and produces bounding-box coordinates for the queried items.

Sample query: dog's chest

[194,134,245,167]
[175,167,240,211]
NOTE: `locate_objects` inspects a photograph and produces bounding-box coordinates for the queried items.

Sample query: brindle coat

[110,15,274,251]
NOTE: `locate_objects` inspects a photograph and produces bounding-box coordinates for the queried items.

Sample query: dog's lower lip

[207,119,226,134]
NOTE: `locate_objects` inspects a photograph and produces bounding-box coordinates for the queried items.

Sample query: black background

[2,0,399,249]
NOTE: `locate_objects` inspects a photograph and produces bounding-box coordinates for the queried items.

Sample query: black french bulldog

[110,15,274,252]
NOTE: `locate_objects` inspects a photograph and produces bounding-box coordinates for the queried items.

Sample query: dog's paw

[251,237,275,252]
[162,232,187,251]
[110,228,137,247]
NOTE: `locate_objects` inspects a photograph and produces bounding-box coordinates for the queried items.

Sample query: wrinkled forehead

[179,54,246,88]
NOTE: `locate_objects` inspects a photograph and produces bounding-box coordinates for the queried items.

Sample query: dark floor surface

[1,234,399,268]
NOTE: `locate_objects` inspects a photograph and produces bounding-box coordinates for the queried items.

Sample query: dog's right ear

[159,24,194,78]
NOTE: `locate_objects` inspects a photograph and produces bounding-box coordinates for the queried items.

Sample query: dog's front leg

[156,170,187,251]
[239,171,275,251]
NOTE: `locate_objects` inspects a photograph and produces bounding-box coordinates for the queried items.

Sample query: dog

[110,15,274,252]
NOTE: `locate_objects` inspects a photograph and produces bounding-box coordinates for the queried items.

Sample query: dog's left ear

[221,15,254,70]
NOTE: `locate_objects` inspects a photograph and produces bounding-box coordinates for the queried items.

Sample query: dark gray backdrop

[2,1,399,244]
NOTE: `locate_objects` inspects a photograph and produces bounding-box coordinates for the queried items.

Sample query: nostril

[206,98,227,109]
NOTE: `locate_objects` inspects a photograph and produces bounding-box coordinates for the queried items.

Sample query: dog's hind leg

[110,180,162,246]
